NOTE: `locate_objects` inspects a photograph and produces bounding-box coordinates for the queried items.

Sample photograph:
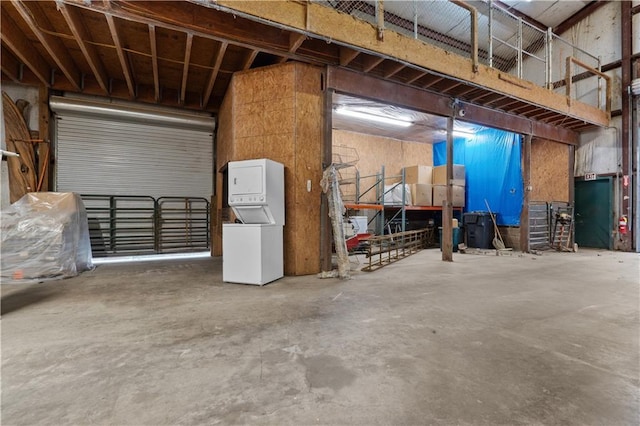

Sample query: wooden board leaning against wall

[214,62,324,276]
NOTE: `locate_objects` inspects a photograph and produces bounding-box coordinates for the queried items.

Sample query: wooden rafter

[242,49,258,70]
[406,70,427,85]
[383,62,405,79]
[12,1,81,90]
[0,45,21,82]
[339,47,359,67]
[423,76,444,89]
[451,85,478,98]
[180,33,193,104]
[0,8,50,86]
[57,2,109,94]
[105,14,135,98]
[439,81,462,94]
[362,55,384,73]
[277,32,306,63]
[203,41,228,109]
[148,24,160,102]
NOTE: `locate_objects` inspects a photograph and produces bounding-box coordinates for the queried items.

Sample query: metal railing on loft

[313,0,608,115]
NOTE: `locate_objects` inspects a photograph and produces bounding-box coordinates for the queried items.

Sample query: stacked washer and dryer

[223,159,285,285]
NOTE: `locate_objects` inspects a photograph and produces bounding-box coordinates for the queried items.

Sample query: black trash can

[463,212,494,249]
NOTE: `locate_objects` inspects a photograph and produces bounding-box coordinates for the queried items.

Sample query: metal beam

[105,14,135,98]
[203,42,228,109]
[326,67,578,144]
[180,33,193,105]
[0,9,50,86]
[148,24,160,102]
[57,2,109,94]
[621,0,632,249]
[553,1,609,36]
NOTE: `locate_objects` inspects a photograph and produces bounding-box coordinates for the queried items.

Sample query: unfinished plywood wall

[531,138,569,202]
[332,130,432,202]
[215,62,323,275]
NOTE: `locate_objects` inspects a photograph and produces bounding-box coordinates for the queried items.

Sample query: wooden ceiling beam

[180,33,193,105]
[452,85,478,97]
[11,1,81,90]
[57,2,109,94]
[148,24,160,102]
[203,41,228,109]
[439,81,462,94]
[0,9,50,86]
[383,62,405,79]
[105,14,135,99]
[362,55,384,73]
[241,49,259,70]
[405,70,427,85]
[277,31,306,63]
[0,45,21,83]
[423,76,445,89]
[339,46,360,67]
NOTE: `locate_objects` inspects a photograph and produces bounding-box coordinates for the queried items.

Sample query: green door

[574,178,613,249]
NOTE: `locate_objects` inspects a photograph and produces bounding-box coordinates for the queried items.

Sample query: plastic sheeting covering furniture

[1,192,93,284]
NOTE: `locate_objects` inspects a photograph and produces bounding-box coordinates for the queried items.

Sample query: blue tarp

[433,129,523,226]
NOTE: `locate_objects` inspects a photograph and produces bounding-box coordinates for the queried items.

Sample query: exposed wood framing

[203,42,228,109]
[321,88,334,272]
[0,46,21,82]
[439,81,462,94]
[339,46,360,67]
[12,1,81,91]
[105,14,135,98]
[362,55,384,73]
[278,32,307,63]
[242,49,259,70]
[180,33,193,104]
[423,76,445,89]
[383,62,405,79]
[148,24,160,102]
[58,2,109,94]
[405,70,427,84]
[0,8,50,86]
[215,0,609,127]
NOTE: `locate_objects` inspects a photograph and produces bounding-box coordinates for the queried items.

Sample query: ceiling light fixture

[335,107,412,128]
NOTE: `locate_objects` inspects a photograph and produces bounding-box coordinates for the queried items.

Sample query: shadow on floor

[1,285,63,316]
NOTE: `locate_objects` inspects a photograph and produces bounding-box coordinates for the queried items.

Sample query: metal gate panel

[529,202,549,250]
[55,115,213,200]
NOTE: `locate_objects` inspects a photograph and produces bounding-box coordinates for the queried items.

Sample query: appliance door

[222,224,283,285]
[231,205,273,224]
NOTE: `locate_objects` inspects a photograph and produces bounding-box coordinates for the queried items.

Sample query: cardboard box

[432,165,465,186]
[404,165,433,185]
[432,185,465,207]
[410,184,433,206]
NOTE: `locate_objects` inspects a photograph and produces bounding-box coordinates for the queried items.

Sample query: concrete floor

[1,249,639,425]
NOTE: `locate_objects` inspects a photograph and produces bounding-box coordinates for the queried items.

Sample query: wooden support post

[568,143,575,247]
[320,87,334,272]
[38,84,50,191]
[520,134,532,252]
[442,114,454,261]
